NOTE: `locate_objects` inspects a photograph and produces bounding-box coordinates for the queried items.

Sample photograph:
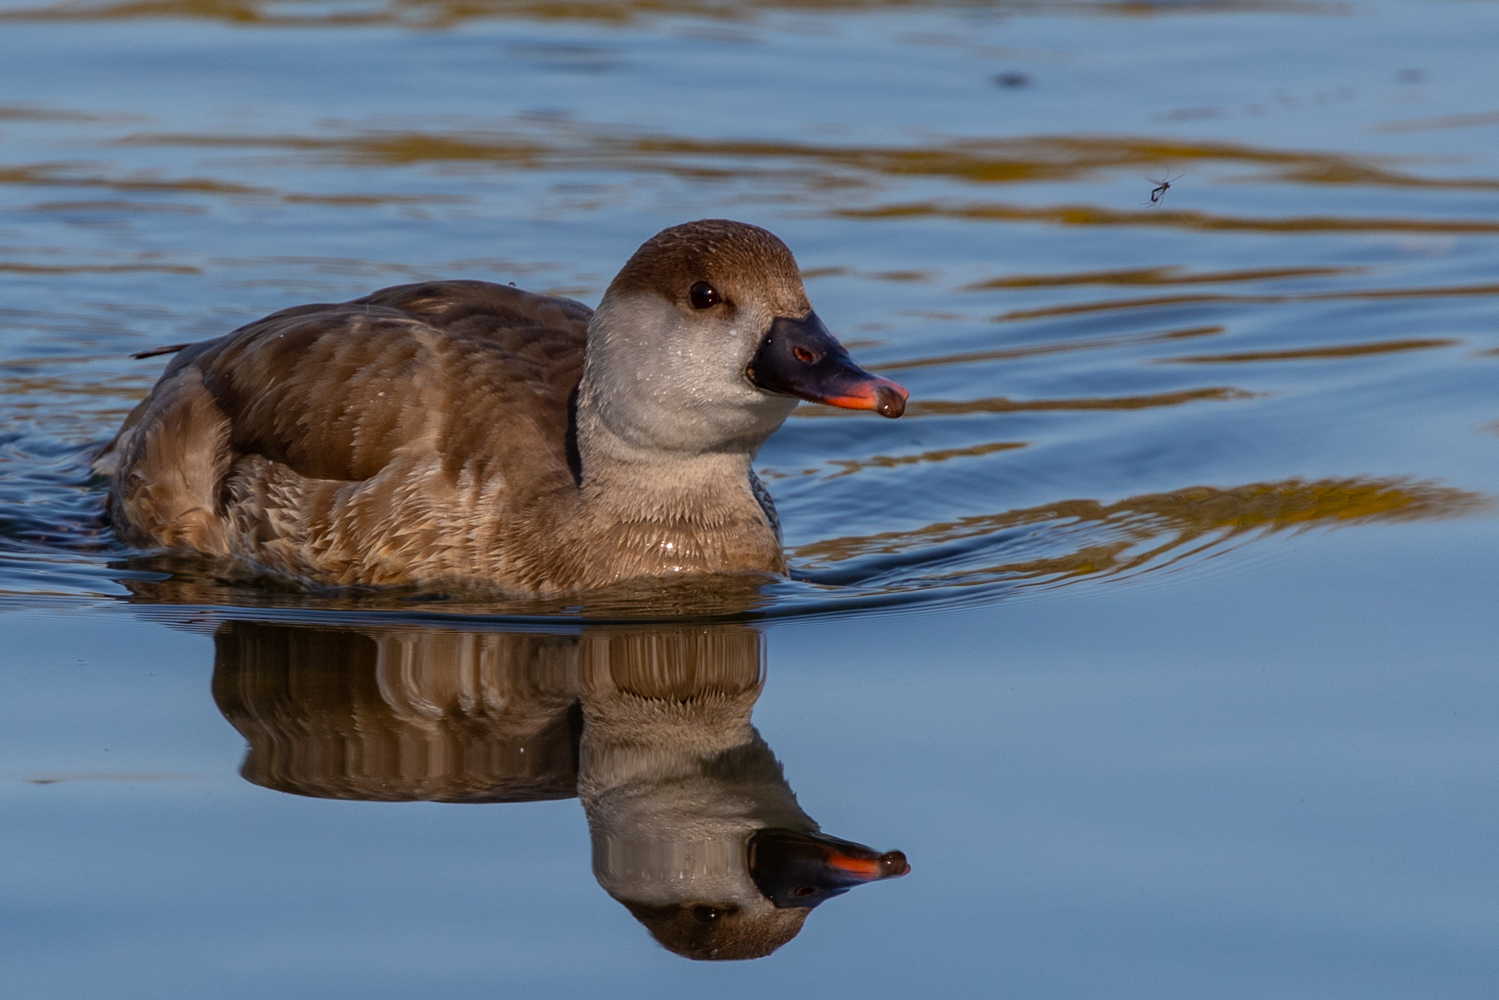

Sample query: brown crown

[606,219,811,319]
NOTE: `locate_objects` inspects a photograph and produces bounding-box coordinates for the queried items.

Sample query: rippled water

[3,0,1499,995]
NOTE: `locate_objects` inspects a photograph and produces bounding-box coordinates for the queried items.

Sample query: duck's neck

[568,383,784,583]
[580,415,760,520]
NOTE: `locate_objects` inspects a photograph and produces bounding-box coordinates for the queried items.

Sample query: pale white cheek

[587,294,794,449]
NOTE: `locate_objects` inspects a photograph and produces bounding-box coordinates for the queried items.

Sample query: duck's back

[100,280,592,588]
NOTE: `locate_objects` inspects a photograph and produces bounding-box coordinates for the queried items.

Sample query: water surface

[2,0,1499,995]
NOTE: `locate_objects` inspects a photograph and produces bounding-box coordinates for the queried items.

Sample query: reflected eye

[688,281,722,309]
[691,905,726,923]
[794,886,821,898]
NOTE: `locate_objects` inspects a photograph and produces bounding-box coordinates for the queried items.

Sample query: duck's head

[583,219,908,454]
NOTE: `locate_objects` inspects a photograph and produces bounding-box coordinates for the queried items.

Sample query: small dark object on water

[1149,171,1183,205]
[994,72,1031,88]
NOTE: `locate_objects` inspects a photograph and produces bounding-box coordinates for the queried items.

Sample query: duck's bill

[748,313,909,418]
[747,828,911,909]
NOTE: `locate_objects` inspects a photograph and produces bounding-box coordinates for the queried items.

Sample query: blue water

[2,0,1499,995]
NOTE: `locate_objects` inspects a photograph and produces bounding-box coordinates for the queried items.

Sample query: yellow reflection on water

[796,477,1490,584]
[110,129,1499,194]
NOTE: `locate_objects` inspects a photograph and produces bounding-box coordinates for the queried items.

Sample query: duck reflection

[211,620,908,960]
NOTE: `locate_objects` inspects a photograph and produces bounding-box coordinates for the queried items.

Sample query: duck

[212,619,910,961]
[95,219,908,594]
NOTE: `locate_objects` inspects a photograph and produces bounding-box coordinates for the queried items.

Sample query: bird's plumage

[97,220,905,594]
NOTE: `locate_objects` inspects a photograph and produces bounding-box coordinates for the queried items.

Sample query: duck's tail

[130,342,194,360]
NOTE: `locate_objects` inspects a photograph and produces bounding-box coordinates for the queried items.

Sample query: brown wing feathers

[193,282,590,487]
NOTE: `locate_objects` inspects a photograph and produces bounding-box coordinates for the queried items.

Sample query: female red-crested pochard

[95,220,907,593]
[214,620,910,961]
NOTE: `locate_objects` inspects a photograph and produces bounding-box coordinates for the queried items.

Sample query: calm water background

[3,0,1499,995]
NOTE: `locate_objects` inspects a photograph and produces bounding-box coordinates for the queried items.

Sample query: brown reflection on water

[0,161,451,207]
[795,477,1489,583]
[995,283,1499,322]
[964,265,1360,290]
[214,625,582,803]
[822,439,1026,479]
[210,619,908,960]
[0,0,1352,26]
[0,103,121,122]
[116,131,556,166]
[839,201,1499,235]
[1374,110,1499,134]
[0,261,200,274]
[1091,0,1348,16]
[0,0,958,28]
[1163,338,1457,364]
[875,325,1224,374]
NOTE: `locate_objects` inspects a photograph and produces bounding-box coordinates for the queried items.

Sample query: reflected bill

[211,620,909,961]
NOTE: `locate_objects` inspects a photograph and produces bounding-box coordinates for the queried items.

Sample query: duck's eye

[691,905,726,923]
[688,282,722,309]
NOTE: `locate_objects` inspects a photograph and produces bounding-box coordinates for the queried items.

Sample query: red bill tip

[826,848,911,880]
[821,378,909,418]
